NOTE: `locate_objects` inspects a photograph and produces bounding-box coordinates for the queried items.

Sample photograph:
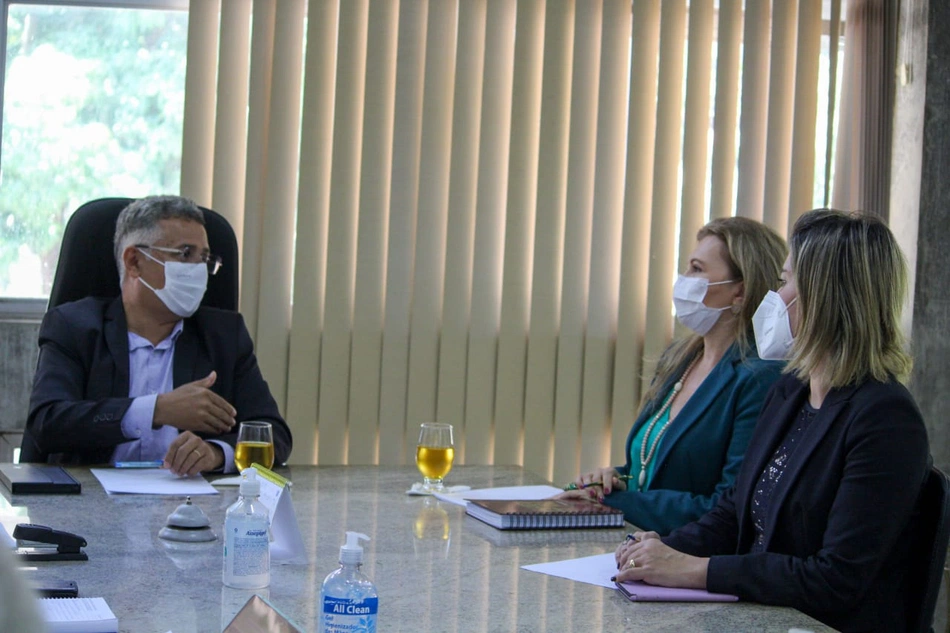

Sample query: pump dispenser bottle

[222,469,270,589]
[319,532,378,633]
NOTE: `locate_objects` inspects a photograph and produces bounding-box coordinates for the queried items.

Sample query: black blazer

[22,297,292,466]
[664,374,929,633]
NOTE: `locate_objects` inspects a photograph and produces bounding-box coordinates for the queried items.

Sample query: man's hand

[164,432,224,476]
[153,371,236,434]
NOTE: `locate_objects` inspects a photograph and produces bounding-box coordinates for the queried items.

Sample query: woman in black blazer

[613,209,930,633]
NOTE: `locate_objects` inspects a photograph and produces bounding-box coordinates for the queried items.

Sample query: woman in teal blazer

[605,345,782,534]
[561,217,785,535]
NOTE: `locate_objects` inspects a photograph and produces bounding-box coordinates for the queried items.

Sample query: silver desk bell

[158,496,217,543]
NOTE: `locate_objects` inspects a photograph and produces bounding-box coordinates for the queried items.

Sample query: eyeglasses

[136,244,223,276]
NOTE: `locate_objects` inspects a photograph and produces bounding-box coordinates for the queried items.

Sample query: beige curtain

[831,0,897,220]
[181,0,844,485]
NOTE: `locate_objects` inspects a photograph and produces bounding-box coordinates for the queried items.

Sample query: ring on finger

[626,558,637,569]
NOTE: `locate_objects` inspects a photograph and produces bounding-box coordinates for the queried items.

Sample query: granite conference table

[1,465,837,633]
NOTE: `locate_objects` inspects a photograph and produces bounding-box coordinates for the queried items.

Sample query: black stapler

[13,523,88,561]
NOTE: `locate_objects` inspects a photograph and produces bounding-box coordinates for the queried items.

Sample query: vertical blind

[181,0,843,485]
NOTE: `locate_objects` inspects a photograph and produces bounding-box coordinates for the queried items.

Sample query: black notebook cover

[0,464,81,494]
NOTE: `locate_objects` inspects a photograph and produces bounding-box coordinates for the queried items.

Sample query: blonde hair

[639,217,787,413]
[785,209,911,387]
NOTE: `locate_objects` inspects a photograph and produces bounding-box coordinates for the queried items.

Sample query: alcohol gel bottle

[319,532,378,633]
[222,470,270,589]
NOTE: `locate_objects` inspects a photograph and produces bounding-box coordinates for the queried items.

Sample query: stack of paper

[90,468,217,495]
[433,484,562,507]
[40,596,117,633]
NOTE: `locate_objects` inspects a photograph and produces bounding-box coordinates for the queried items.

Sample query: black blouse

[750,401,819,553]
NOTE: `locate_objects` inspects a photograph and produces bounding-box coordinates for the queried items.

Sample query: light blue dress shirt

[111,321,235,471]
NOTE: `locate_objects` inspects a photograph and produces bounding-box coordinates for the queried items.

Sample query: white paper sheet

[433,484,563,507]
[406,483,471,496]
[210,475,244,487]
[90,468,218,495]
[521,552,618,589]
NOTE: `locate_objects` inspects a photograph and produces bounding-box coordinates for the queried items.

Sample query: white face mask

[137,248,208,318]
[752,290,797,360]
[672,274,737,336]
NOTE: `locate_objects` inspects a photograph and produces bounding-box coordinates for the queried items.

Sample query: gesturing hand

[153,371,236,435]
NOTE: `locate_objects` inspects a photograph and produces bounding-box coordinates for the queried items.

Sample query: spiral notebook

[465,498,625,530]
[464,515,625,546]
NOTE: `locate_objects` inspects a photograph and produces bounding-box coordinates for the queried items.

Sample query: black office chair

[905,466,950,633]
[47,196,239,311]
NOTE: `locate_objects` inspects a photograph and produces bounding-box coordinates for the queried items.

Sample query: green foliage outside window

[0,4,187,297]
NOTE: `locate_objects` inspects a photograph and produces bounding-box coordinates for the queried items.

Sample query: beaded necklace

[637,352,703,491]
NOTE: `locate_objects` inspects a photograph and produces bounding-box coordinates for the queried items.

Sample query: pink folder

[616,580,739,602]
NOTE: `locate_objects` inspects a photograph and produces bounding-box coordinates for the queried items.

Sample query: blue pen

[114,460,164,469]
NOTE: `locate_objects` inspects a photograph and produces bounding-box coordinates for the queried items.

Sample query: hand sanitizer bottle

[222,469,270,589]
[319,532,378,633]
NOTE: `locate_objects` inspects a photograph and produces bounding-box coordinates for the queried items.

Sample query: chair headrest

[47,197,239,311]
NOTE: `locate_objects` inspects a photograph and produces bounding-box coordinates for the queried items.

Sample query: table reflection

[412,497,451,558]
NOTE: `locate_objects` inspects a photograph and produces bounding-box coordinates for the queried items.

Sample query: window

[0,0,188,300]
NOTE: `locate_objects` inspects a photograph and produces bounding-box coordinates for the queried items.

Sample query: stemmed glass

[235,421,275,472]
[415,423,455,492]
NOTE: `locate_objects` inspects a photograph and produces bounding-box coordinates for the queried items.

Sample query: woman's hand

[613,532,708,589]
[564,467,628,499]
[555,488,604,503]
[614,531,660,567]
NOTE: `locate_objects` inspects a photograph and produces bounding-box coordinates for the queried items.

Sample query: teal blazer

[603,342,783,535]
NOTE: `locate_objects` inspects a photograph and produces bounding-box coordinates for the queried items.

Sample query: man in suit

[21,195,292,475]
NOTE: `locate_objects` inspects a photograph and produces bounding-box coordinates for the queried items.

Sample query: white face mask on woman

[672,275,737,336]
[752,290,797,360]
[137,248,208,317]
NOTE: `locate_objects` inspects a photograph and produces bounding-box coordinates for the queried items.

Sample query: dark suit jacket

[663,374,929,633]
[21,297,292,466]
[604,343,783,534]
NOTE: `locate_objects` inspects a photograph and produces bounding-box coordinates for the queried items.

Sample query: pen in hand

[563,474,634,491]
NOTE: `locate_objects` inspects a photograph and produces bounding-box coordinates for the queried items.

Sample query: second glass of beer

[415,423,454,492]
[235,421,275,471]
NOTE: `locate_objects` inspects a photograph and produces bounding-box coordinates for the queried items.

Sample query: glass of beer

[235,421,275,471]
[415,423,454,492]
